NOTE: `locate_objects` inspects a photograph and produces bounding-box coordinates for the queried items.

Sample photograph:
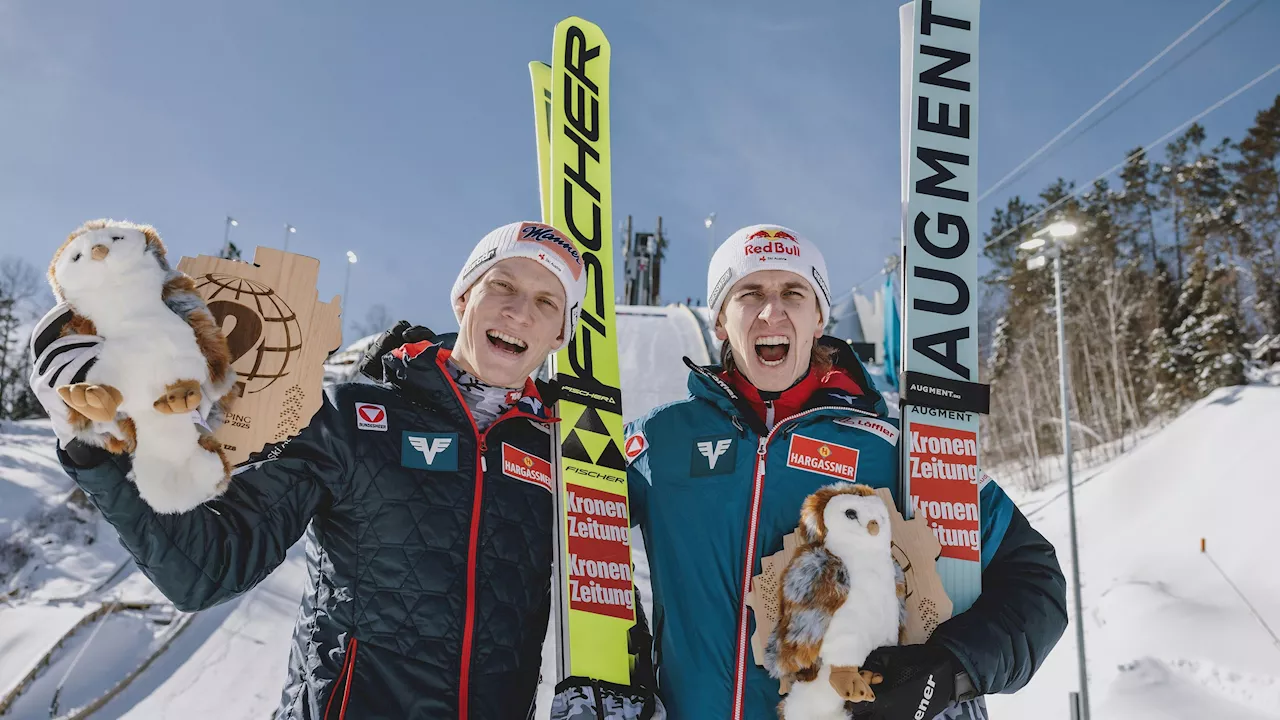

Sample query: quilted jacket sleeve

[927,480,1069,696]
[58,388,353,612]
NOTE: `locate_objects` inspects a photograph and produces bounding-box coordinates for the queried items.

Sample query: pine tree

[1172,248,1246,398]
[0,258,42,420]
[1143,258,1185,411]
[1227,94,1280,334]
[1116,146,1164,268]
[1157,124,1212,282]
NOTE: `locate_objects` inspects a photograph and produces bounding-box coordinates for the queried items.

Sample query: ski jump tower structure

[622,215,667,306]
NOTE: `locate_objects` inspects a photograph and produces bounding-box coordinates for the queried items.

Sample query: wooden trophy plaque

[176,247,342,467]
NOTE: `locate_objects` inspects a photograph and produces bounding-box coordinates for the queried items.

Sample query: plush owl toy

[48,219,238,513]
[765,483,906,720]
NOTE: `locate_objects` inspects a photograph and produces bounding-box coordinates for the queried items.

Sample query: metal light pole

[1020,220,1089,720]
[224,216,238,247]
[704,213,717,270]
[343,251,357,341]
[283,224,297,252]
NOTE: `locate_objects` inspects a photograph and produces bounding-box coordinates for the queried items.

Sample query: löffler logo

[743,228,801,258]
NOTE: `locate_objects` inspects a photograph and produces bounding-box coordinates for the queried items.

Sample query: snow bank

[987,384,1280,719]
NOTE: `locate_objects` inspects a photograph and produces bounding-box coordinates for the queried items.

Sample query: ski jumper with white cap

[624,339,1067,719]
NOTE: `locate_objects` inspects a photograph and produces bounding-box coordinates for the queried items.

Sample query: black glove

[850,644,957,720]
[359,321,434,382]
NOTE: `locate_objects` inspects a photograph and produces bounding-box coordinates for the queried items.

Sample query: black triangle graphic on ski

[562,429,594,463]
[595,439,627,472]
[574,405,609,435]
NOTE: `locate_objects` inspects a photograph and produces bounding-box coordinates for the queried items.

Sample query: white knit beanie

[451,221,587,351]
[706,224,832,325]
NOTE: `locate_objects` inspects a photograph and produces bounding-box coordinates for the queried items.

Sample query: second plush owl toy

[765,483,905,720]
[48,219,238,513]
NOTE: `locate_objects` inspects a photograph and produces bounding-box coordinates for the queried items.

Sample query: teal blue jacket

[625,340,1067,719]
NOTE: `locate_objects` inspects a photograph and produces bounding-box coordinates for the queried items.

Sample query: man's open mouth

[487,330,528,355]
[754,335,790,367]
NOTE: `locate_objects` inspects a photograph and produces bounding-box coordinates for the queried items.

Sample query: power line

[978,0,1236,204]
[983,60,1280,250]
[1044,0,1265,165]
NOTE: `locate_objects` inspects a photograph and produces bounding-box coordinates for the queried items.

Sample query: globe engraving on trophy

[196,274,304,396]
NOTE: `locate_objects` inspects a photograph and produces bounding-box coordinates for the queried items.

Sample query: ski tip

[554,15,608,38]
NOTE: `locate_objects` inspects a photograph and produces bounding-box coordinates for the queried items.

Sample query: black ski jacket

[58,334,559,720]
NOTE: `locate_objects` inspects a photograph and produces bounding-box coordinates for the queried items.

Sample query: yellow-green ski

[536,16,634,687]
[529,60,553,225]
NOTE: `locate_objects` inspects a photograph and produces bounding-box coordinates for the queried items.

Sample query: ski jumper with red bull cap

[625,342,1066,719]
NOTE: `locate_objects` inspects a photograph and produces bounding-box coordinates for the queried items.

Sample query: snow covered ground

[4,342,1279,718]
[987,383,1280,719]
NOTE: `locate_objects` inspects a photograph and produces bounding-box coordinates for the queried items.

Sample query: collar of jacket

[684,335,888,435]
[380,332,555,427]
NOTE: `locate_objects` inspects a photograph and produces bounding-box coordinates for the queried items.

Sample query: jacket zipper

[731,436,769,720]
[729,403,881,719]
[454,408,550,720]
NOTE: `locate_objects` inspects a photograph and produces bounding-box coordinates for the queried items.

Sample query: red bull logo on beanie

[517,222,583,279]
[743,229,802,258]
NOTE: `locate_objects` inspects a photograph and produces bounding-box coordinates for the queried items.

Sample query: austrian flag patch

[502,443,553,493]
[786,434,860,482]
[623,431,647,463]
[355,403,387,431]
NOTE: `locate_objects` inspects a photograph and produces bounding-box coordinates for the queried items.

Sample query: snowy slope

[616,304,714,419]
[987,384,1280,719]
[92,546,307,719]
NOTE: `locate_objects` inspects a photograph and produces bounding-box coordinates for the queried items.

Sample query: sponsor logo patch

[690,435,736,476]
[623,431,647,463]
[502,443,553,492]
[565,485,634,621]
[461,247,497,279]
[835,416,900,445]
[355,403,387,431]
[811,266,830,305]
[401,432,458,471]
[517,222,583,279]
[786,434,860,481]
[709,267,733,310]
[743,228,801,259]
[908,423,980,562]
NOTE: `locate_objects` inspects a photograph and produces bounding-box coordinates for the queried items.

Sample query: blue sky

[2,0,1278,344]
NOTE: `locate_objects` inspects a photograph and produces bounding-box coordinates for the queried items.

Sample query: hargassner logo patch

[834,416,900,446]
[401,432,458,471]
[690,434,736,476]
[355,403,387,432]
[786,434,859,481]
[502,443,553,493]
